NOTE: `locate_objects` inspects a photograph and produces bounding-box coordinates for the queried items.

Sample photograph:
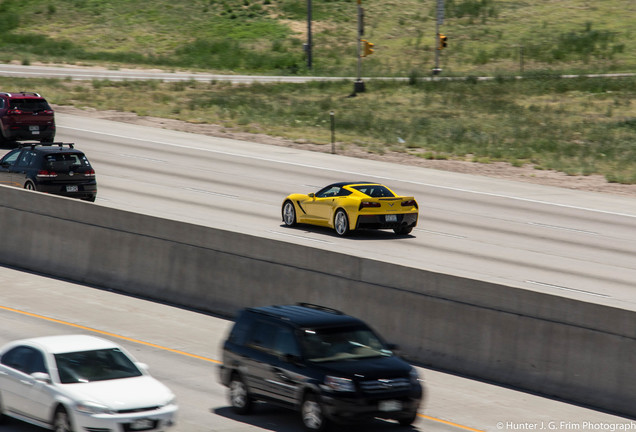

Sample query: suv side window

[246,321,301,358]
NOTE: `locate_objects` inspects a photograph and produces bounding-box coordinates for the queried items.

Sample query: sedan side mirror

[31,372,52,384]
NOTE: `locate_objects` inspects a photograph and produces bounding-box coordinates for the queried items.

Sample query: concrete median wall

[1,185,634,417]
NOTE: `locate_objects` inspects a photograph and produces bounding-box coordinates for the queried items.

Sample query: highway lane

[0,266,632,432]
[51,112,636,311]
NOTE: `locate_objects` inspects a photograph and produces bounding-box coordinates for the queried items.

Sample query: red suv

[0,92,55,143]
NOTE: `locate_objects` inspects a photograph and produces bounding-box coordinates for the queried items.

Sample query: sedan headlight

[75,401,114,415]
[324,376,355,392]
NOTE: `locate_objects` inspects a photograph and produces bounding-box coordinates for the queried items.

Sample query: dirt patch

[55,105,636,198]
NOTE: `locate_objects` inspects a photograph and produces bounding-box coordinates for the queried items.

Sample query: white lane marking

[525,280,610,298]
[527,222,599,236]
[120,153,167,163]
[182,187,238,198]
[61,125,636,220]
[416,228,466,239]
[267,230,335,244]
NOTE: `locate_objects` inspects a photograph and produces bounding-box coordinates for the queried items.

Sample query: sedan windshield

[300,326,393,362]
[55,348,142,384]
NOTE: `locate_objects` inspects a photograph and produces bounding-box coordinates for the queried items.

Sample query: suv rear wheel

[229,374,252,415]
[301,393,328,431]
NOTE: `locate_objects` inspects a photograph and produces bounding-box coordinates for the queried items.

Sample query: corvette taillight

[359,201,381,210]
[401,199,418,208]
[37,170,57,178]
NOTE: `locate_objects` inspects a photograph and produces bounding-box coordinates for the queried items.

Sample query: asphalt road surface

[0,267,632,432]
[44,112,636,313]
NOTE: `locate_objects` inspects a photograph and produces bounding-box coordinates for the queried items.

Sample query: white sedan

[0,334,177,431]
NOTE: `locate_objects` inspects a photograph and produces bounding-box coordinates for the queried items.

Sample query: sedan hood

[61,376,174,410]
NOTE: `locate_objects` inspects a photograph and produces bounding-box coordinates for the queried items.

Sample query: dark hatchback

[0,143,97,201]
[0,92,55,143]
[219,304,423,431]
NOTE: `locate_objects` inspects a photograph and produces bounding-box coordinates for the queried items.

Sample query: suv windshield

[300,325,393,363]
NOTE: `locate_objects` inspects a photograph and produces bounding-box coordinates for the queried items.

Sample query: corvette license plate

[66,185,79,192]
[379,400,402,412]
[385,214,398,222]
[129,418,155,430]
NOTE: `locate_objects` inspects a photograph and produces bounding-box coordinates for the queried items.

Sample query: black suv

[0,143,97,201]
[0,92,55,143]
[219,304,423,431]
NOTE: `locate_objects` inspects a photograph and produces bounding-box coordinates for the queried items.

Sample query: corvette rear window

[352,185,395,198]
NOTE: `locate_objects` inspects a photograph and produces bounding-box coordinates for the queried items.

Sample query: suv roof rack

[18,142,74,149]
[297,303,343,315]
[0,91,41,97]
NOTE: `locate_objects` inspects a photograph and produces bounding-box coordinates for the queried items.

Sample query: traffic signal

[362,39,375,57]
[438,33,448,50]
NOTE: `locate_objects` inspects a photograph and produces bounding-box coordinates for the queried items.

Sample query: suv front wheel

[229,374,252,415]
[301,393,328,432]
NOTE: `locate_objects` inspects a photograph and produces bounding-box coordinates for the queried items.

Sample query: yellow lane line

[0,305,221,364]
[419,414,485,432]
[2,304,484,432]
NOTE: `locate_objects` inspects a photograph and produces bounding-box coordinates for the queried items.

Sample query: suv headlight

[325,376,355,392]
[409,367,421,385]
[75,401,114,415]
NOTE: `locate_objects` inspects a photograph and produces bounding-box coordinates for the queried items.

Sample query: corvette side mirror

[308,193,315,198]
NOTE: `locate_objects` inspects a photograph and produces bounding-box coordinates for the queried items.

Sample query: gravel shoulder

[56,105,636,198]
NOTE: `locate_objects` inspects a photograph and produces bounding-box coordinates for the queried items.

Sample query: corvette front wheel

[282,200,297,227]
[334,209,350,236]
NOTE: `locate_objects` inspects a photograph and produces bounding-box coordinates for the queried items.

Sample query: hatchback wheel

[53,408,72,432]
[229,374,252,415]
[282,200,297,227]
[334,209,349,236]
[301,393,328,431]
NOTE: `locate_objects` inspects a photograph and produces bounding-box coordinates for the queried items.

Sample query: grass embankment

[4,74,636,184]
[0,0,634,76]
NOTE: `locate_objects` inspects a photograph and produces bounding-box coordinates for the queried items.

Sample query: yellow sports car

[282,181,418,236]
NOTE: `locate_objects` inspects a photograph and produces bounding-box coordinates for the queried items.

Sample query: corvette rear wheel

[334,209,350,236]
[394,226,413,235]
[282,200,297,227]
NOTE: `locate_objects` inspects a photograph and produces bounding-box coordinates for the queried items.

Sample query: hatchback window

[54,348,142,384]
[1,149,21,166]
[45,153,88,171]
[16,151,36,168]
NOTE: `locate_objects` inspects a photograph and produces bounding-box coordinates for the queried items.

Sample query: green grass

[0,0,635,75]
[1,1,636,183]
[4,74,636,184]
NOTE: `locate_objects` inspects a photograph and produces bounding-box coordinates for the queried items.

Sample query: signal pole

[354,0,365,93]
[433,0,444,75]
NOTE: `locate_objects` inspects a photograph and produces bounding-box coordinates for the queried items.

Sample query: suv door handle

[20,379,34,386]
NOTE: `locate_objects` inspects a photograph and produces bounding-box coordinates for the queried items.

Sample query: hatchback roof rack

[18,142,74,149]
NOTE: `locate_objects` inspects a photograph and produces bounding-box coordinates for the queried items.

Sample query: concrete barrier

[1,185,634,417]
